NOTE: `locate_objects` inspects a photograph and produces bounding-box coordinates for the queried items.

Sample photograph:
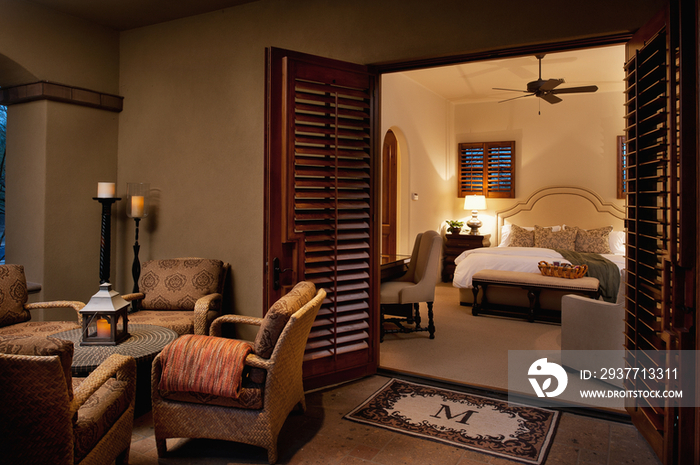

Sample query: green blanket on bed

[555,249,620,303]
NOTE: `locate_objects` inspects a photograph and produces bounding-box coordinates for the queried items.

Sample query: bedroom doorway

[376,39,629,388]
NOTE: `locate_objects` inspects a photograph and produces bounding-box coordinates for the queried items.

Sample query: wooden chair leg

[427,301,435,339]
[413,302,422,328]
[380,306,385,342]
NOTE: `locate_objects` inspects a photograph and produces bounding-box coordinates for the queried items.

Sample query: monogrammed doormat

[344,378,560,465]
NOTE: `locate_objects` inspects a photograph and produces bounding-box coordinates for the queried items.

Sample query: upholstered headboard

[495,186,625,246]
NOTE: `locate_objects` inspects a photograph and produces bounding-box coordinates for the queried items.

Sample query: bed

[453,186,626,310]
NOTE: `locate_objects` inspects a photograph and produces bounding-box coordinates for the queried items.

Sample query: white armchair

[561,270,626,388]
[380,230,442,341]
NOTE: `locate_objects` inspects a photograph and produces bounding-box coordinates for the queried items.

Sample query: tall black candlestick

[94,197,120,284]
[130,218,141,312]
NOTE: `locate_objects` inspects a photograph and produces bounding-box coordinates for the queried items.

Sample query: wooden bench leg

[472,282,488,316]
[526,288,540,323]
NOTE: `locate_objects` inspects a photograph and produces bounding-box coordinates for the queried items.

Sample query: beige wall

[0,0,661,329]
[0,0,120,312]
[381,72,455,255]
[452,67,626,240]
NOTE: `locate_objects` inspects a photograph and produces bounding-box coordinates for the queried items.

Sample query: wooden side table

[442,233,491,282]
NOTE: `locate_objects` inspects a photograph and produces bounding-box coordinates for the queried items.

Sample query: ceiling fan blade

[551,85,599,94]
[498,94,535,103]
[539,93,562,104]
[539,78,564,91]
[492,87,529,93]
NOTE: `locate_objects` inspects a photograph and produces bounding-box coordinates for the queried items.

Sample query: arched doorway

[381,129,398,256]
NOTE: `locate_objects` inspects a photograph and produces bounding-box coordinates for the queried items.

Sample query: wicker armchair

[151,281,325,464]
[122,258,230,335]
[0,335,137,465]
[0,264,83,338]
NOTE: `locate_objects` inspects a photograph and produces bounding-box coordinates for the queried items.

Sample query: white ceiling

[394,45,626,104]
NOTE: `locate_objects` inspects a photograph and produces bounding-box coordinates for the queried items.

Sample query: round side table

[52,323,179,415]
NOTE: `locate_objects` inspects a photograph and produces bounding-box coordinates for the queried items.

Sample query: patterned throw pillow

[534,225,577,250]
[566,225,613,254]
[508,224,536,247]
[139,258,224,311]
[0,265,30,327]
[254,281,316,359]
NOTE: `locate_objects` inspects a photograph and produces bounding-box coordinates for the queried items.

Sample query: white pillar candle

[97,182,115,198]
[96,318,111,338]
[131,196,145,217]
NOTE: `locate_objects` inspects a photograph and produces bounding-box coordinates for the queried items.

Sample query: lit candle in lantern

[96,318,111,338]
[130,195,144,217]
[97,182,116,198]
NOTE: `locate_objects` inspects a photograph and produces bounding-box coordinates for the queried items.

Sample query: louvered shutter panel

[283,58,377,385]
[624,16,699,461]
[485,142,515,198]
[458,141,514,198]
[624,30,669,443]
[458,143,484,196]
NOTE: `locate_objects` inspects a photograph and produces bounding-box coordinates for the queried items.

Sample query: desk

[52,324,178,415]
[381,254,410,281]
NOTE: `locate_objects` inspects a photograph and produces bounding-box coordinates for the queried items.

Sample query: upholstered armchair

[123,258,230,335]
[151,281,325,464]
[561,270,627,388]
[0,335,137,464]
[0,264,83,338]
[380,230,443,341]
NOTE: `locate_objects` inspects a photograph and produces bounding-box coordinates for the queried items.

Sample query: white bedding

[452,247,626,289]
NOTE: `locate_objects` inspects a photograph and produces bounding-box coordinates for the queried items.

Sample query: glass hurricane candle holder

[126,183,150,219]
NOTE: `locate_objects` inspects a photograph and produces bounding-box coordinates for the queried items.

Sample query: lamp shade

[464,195,487,211]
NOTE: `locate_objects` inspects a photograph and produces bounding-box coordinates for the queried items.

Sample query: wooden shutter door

[265,48,379,390]
[624,3,698,463]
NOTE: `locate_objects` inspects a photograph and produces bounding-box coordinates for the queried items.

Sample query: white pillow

[499,223,561,247]
[608,230,626,255]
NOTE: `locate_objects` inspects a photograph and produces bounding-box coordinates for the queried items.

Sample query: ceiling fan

[493,54,598,104]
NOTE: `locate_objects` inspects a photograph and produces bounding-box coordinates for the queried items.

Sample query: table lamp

[464,195,487,235]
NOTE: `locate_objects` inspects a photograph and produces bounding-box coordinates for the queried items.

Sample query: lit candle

[97,182,115,198]
[96,318,111,338]
[130,195,144,217]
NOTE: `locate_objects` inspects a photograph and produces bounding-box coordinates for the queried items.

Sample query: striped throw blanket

[158,335,252,399]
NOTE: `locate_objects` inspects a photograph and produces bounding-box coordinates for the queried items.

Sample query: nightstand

[442,233,491,282]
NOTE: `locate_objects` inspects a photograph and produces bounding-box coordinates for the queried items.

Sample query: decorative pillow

[566,225,613,254]
[139,258,224,310]
[0,265,30,327]
[534,225,577,250]
[608,230,626,254]
[254,281,316,359]
[0,335,74,399]
[508,224,535,247]
[501,224,561,247]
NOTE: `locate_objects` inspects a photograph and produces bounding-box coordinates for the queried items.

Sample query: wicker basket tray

[537,261,588,279]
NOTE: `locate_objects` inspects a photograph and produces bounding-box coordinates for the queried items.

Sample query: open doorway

[377,42,627,392]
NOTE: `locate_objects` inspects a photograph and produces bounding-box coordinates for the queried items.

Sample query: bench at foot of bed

[471,270,600,323]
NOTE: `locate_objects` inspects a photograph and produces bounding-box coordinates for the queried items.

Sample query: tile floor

[127,374,661,465]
